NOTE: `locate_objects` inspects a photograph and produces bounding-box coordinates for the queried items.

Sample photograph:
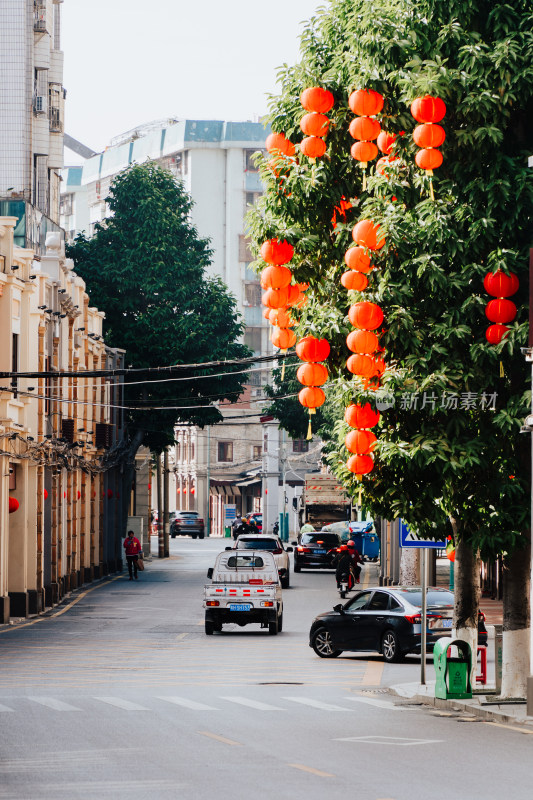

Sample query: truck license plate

[441,618,453,628]
[229,603,251,612]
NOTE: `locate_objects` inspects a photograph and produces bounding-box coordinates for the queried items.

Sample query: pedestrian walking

[124,530,142,580]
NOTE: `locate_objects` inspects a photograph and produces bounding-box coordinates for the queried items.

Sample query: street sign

[224,504,236,526]
[399,519,445,549]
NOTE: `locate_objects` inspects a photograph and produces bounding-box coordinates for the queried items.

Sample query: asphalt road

[0,538,531,800]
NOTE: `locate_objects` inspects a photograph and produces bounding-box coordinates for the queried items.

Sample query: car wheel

[199,530,205,539]
[268,617,278,635]
[281,572,290,589]
[278,613,283,632]
[192,534,197,540]
[171,533,176,539]
[294,564,301,573]
[205,618,214,635]
[382,630,404,663]
[311,628,342,658]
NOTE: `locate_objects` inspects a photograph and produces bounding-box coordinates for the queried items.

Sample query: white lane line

[0,703,14,712]
[28,697,81,711]
[221,696,285,711]
[283,697,348,711]
[159,696,218,711]
[95,697,149,711]
[346,696,416,711]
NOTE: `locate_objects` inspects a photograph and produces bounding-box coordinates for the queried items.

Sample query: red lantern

[377,131,396,154]
[260,239,294,265]
[297,362,328,387]
[285,284,303,306]
[347,454,374,475]
[345,246,373,273]
[345,403,380,428]
[415,149,443,171]
[352,220,385,251]
[262,287,290,309]
[298,386,326,409]
[348,302,384,330]
[345,429,377,454]
[300,87,334,113]
[346,354,376,378]
[268,308,294,327]
[348,89,384,116]
[44,489,48,500]
[346,329,378,354]
[300,136,327,158]
[410,95,446,123]
[77,490,81,499]
[349,117,381,141]
[260,265,292,290]
[485,298,517,324]
[263,307,272,320]
[271,327,297,349]
[484,270,519,297]
[300,112,330,137]
[413,123,445,148]
[265,132,295,157]
[350,141,378,163]
[9,497,19,513]
[486,324,509,344]
[341,271,369,291]
[296,336,331,362]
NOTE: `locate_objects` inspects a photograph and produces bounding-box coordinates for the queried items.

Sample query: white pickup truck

[204,550,283,635]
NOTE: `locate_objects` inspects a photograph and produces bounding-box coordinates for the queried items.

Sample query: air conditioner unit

[33,96,46,114]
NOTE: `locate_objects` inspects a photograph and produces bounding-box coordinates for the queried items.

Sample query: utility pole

[280,428,287,541]
[206,426,211,537]
[163,448,169,557]
[157,454,163,559]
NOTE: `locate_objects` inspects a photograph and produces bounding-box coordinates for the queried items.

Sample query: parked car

[292,532,341,572]
[231,534,292,588]
[309,586,488,662]
[170,511,205,539]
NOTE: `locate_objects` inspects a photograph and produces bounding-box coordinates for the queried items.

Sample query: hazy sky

[62,0,324,159]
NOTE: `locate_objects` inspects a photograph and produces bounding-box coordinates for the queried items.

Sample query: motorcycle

[337,567,355,598]
[273,520,279,536]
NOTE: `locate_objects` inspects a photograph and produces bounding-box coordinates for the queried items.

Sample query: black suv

[293,532,341,572]
[170,511,205,539]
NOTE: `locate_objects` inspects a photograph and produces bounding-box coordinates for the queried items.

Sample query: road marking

[335,735,443,746]
[28,697,81,711]
[346,696,415,711]
[362,660,384,686]
[197,731,242,746]
[95,697,149,711]
[483,721,533,735]
[221,696,285,711]
[0,703,14,712]
[283,697,348,711]
[176,633,189,641]
[288,763,334,778]
[159,696,218,711]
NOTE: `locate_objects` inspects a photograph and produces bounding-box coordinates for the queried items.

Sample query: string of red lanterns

[484,270,519,358]
[410,95,446,200]
[348,89,384,190]
[299,87,334,159]
[296,336,330,439]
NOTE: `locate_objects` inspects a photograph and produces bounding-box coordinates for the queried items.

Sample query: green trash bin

[224,526,231,538]
[433,637,472,700]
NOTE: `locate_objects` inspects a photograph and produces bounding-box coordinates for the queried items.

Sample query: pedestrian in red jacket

[124,530,142,580]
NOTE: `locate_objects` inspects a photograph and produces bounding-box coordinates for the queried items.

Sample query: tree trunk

[453,535,481,687]
[400,548,420,585]
[156,454,164,558]
[163,448,170,558]
[500,538,531,698]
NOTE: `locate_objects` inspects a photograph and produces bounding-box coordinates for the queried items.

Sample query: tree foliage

[68,162,251,452]
[248,0,533,559]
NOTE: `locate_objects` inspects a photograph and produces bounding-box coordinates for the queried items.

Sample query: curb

[391,687,533,728]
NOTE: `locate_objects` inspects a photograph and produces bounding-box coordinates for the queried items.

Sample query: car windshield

[301,534,339,547]
[238,538,278,550]
[395,588,454,608]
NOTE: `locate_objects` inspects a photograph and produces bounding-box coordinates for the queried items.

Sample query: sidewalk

[392,680,533,728]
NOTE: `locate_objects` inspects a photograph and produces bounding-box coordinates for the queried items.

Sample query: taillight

[405,614,421,624]
[297,546,311,553]
[273,548,282,555]
[198,519,204,524]
[206,600,219,607]
[249,578,263,585]
[261,601,274,607]
[317,540,324,545]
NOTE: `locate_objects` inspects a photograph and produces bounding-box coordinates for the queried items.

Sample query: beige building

[0,217,124,623]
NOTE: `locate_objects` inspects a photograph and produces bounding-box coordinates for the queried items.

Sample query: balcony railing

[34,5,47,32]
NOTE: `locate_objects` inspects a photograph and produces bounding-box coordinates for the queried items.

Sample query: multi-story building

[0,0,65,252]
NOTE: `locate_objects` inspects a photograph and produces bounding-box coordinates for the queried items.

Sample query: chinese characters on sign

[374,392,497,412]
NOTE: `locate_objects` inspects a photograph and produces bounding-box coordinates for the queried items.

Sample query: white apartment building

[0,0,65,249]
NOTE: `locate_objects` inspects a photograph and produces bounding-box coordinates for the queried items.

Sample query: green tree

[248,0,533,692]
[68,163,251,513]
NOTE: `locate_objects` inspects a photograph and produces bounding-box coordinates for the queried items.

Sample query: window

[175,441,181,461]
[227,555,264,569]
[239,235,253,263]
[60,194,73,217]
[389,596,403,611]
[245,149,261,172]
[11,334,19,396]
[246,191,262,208]
[252,445,262,460]
[244,283,262,307]
[218,441,233,462]
[346,591,372,612]
[244,328,262,354]
[292,439,309,453]
[368,591,390,611]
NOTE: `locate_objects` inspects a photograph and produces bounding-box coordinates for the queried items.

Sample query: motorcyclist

[331,544,355,590]
[232,514,247,540]
[346,539,364,583]
[246,517,260,534]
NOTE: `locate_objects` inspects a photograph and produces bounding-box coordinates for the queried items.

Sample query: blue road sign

[399,519,445,549]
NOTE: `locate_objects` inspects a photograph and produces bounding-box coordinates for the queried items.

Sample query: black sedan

[309,586,488,662]
[292,532,341,572]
